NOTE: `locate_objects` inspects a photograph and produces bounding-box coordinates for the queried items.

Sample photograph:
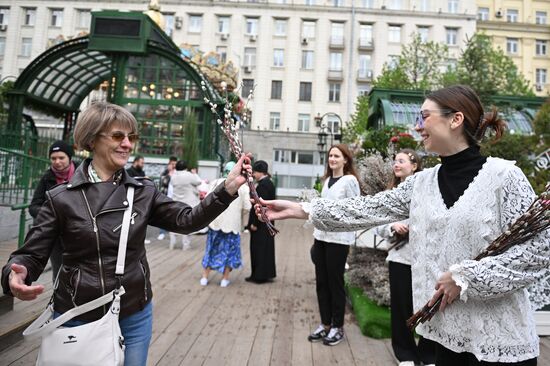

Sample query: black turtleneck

[438,145,487,209]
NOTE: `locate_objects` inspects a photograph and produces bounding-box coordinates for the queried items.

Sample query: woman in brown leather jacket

[1,102,251,366]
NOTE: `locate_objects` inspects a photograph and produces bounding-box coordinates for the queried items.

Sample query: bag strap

[23,286,125,339]
[116,186,134,276]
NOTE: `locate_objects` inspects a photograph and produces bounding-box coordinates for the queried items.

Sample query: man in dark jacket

[126,155,146,177]
[29,140,78,281]
[246,160,276,283]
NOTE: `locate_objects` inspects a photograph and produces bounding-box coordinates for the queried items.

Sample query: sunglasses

[100,131,139,143]
[415,109,456,129]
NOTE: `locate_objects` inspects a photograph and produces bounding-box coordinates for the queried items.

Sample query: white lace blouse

[372,220,412,265]
[303,157,550,362]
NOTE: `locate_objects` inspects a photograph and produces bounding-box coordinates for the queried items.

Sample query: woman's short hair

[73,101,138,151]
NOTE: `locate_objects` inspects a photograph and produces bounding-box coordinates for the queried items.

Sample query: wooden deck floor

[1,219,550,365]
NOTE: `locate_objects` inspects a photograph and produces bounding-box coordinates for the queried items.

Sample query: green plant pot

[346,283,391,339]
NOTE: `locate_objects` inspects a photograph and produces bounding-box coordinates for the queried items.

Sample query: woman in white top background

[307,144,361,346]
[373,149,436,366]
[258,85,549,365]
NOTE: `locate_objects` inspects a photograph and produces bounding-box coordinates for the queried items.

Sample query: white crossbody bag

[23,186,135,366]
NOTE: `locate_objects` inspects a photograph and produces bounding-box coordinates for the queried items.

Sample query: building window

[419,0,430,12]
[274,19,287,36]
[242,79,254,98]
[302,20,316,39]
[50,8,63,27]
[358,54,372,77]
[270,112,281,130]
[21,37,32,57]
[216,46,227,63]
[445,28,458,46]
[188,15,202,33]
[447,0,458,14]
[328,83,341,102]
[536,69,547,85]
[388,0,402,10]
[23,8,36,26]
[244,47,256,67]
[0,7,9,26]
[329,52,343,71]
[536,40,547,56]
[246,17,258,35]
[388,25,401,43]
[0,37,5,55]
[273,48,284,67]
[271,80,282,99]
[163,13,175,37]
[305,0,315,5]
[327,116,340,133]
[299,82,312,101]
[507,9,518,23]
[388,55,399,70]
[506,38,518,54]
[361,0,374,8]
[217,16,230,34]
[333,0,343,7]
[358,85,371,96]
[417,26,430,42]
[77,9,91,29]
[359,24,373,46]
[477,7,489,21]
[302,50,314,69]
[536,11,547,25]
[298,114,310,132]
[330,22,345,46]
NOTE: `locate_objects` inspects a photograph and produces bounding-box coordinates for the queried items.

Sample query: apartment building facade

[476,0,550,96]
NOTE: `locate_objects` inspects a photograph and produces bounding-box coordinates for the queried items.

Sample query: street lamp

[315,112,343,155]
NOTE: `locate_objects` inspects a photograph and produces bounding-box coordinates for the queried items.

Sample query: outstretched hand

[224,153,252,195]
[8,263,44,301]
[254,198,308,222]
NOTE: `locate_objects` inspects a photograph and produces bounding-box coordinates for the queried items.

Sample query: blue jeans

[54,301,153,366]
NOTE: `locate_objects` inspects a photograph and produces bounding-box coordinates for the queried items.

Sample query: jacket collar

[66,158,143,190]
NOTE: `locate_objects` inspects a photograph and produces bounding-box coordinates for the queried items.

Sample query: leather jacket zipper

[112,212,138,233]
[139,259,148,302]
[70,268,81,307]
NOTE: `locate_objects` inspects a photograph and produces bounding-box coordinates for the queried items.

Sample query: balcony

[329,36,345,49]
[358,37,374,51]
[357,69,373,82]
[328,69,344,81]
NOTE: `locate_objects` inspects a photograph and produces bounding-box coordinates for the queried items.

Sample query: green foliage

[362,126,419,158]
[0,81,14,114]
[345,284,391,339]
[342,95,369,143]
[182,112,199,169]
[449,33,534,103]
[373,34,449,91]
[533,99,550,146]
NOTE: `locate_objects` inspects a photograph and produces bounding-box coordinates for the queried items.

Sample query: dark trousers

[435,343,537,365]
[310,239,349,328]
[389,261,436,364]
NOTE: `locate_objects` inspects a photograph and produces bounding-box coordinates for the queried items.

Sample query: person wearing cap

[200,161,251,287]
[29,140,78,281]
[245,160,277,283]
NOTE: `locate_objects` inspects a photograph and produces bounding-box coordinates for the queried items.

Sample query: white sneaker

[398,362,415,366]
[220,279,230,287]
[200,277,208,286]
[157,233,165,240]
[144,239,151,244]
[424,364,435,366]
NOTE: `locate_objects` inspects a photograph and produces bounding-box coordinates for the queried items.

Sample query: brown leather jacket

[1,159,235,321]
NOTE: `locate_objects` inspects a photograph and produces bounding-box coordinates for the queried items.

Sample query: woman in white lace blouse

[307,144,360,346]
[258,85,549,365]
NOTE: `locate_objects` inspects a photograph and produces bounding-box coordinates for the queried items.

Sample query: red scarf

[52,162,75,184]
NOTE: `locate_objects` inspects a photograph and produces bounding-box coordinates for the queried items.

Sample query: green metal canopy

[7,11,222,159]
[367,88,546,136]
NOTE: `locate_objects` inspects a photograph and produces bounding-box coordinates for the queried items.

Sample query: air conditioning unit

[495,10,503,18]
[302,38,308,45]
[175,16,183,29]
[220,33,229,40]
[0,25,7,32]
[243,65,253,73]
[536,84,543,92]
[249,34,257,42]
